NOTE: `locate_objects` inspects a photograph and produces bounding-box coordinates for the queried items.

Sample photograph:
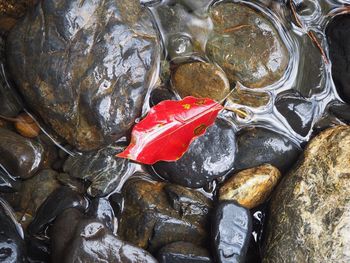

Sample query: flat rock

[219,164,281,209]
[263,126,350,262]
[7,0,159,150]
[207,2,289,88]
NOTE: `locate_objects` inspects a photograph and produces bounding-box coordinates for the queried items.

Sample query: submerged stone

[207,2,289,88]
[263,126,350,263]
[172,62,230,101]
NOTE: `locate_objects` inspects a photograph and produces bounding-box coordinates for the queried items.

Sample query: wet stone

[63,146,133,197]
[219,164,281,209]
[149,85,177,107]
[28,186,88,235]
[227,86,271,109]
[15,169,60,228]
[7,0,160,151]
[87,198,115,232]
[263,126,350,262]
[326,15,350,103]
[0,198,26,263]
[0,128,44,179]
[207,2,289,88]
[329,102,350,124]
[157,241,212,263]
[275,92,315,137]
[52,212,157,263]
[0,166,21,193]
[153,118,236,188]
[0,0,38,32]
[212,201,252,263]
[172,62,230,101]
[118,178,212,252]
[234,127,301,173]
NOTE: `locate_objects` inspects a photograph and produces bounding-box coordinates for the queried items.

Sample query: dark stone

[0,198,26,263]
[234,127,301,173]
[87,198,115,232]
[63,146,133,197]
[16,169,60,224]
[0,166,21,193]
[275,92,314,137]
[153,118,236,188]
[28,186,88,235]
[118,178,212,252]
[326,15,350,103]
[212,201,252,263]
[0,128,44,179]
[25,236,50,263]
[157,242,212,263]
[6,0,159,151]
[149,86,177,107]
[52,212,157,263]
[51,208,83,263]
[329,102,350,124]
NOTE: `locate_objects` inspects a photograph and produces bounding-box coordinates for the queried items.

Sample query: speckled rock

[7,0,159,151]
[118,178,212,252]
[263,126,350,263]
[63,146,133,197]
[207,2,289,88]
[219,164,281,209]
[172,62,230,101]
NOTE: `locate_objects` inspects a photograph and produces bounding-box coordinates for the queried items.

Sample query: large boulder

[7,0,160,150]
[263,126,350,262]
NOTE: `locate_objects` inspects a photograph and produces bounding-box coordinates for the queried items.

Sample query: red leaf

[116,96,223,164]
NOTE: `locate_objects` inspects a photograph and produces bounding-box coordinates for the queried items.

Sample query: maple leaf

[116,96,223,164]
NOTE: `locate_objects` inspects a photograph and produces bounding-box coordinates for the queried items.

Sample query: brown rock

[0,0,37,32]
[219,164,281,209]
[172,62,230,101]
[207,2,289,88]
[14,113,40,138]
[263,126,350,263]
